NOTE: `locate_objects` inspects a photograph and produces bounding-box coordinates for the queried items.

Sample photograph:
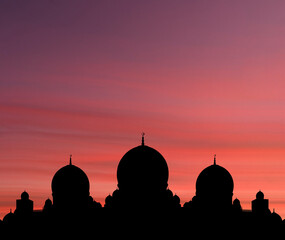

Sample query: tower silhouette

[15,191,33,215]
[252,190,270,216]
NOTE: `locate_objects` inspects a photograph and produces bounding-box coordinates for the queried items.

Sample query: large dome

[117,144,169,192]
[196,158,234,197]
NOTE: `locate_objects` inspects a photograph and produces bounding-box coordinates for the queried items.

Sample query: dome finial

[141,132,145,146]
[69,154,72,165]
[214,154,216,165]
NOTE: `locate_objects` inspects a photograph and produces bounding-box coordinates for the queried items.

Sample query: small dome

[51,161,90,210]
[43,198,52,211]
[233,198,242,210]
[3,210,14,223]
[112,189,120,198]
[195,161,234,210]
[256,190,264,200]
[51,164,90,195]
[196,163,234,196]
[105,194,112,203]
[21,191,29,200]
[117,144,169,192]
[233,198,240,205]
[271,210,282,223]
[45,198,52,206]
[173,194,180,205]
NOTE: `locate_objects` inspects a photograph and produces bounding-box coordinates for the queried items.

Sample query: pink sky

[1,0,285,219]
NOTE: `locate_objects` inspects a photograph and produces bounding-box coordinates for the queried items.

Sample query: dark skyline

[1,139,284,237]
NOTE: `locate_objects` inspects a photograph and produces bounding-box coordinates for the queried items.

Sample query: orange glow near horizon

[1,0,285,220]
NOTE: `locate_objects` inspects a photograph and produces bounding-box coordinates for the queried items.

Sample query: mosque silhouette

[1,135,284,237]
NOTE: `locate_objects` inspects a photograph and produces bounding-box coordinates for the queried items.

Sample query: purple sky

[1,0,285,219]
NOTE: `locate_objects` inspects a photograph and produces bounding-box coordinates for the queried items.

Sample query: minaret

[16,191,33,215]
[252,190,269,215]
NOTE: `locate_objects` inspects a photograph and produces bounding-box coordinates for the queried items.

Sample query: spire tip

[141,132,145,146]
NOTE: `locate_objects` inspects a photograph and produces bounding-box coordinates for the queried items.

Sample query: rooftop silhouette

[1,136,284,237]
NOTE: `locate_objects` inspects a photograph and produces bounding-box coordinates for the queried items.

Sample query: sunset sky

[1,0,285,219]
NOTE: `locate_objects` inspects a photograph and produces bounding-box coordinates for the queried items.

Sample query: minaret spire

[69,154,72,165]
[141,132,145,146]
[214,154,216,165]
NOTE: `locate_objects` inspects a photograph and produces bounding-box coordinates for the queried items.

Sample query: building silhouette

[105,135,180,210]
[194,155,234,213]
[15,191,33,215]
[252,190,270,215]
[1,136,284,237]
[51,155,90,214]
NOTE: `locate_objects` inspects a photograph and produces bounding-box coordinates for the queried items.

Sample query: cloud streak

[1,0,285,219]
